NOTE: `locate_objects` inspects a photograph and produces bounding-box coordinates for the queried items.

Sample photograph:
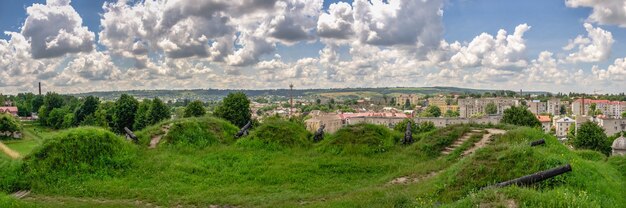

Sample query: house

[555,117,575,138]
[0,107,18,117]
[536,115,551,133]
[395,94,419,107]
[305,114,343,134]
[597,118,626,136]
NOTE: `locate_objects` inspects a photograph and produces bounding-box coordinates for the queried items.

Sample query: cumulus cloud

[524,51,574,84]
[449,24,531,70]
[563,23,614,63]
[566,0,626,27]
[592,57,626,81]
[22,0,94,59]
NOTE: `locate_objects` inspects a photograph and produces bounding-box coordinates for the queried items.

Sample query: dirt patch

[0,141,21,159]
[149,124,172,149]
[462,129,506,156]
[388,171,440,185]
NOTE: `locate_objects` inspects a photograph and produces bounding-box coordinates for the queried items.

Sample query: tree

[184,100,206,118]
[559,105,567,115]
[133,99,151,130]
[113,94,139,133]
[316,99,321,105]
[501,106,541,127]
[214,92,251,127]
[485,102,498,115]
[421,105,441,117]
[587,103,602,117]
[444,109,460,117]
[48,108,69,129]
[148,97,170,124]
[30,95,44,113]
[404,99,411,109]
[573,121,611,155]
[394,119,419,134]
[0,114,21,139]
[622,111,626,118]
[74,96,100,124]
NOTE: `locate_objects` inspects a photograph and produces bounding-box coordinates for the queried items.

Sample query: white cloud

[449,24,531,70]
[566,0,626,27]
[592,57,626,81]
[21,0,94,59]
[563,23,614,63]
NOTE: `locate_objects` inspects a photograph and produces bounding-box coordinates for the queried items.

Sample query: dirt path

[0,141,21,159]
[149,124,172,149]
[388,171,441,185]
[462,128,506,156]
[441,129,482,155]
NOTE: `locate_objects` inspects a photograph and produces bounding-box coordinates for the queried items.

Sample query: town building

[597,118,626,136]
[413,116,501,128]
[0,106,18,117]
[555,116,575,138]
[395,94,419,107]
[571,99,626,118]
[427,97,459,113]
[527,100,547,115]
[547,98,567,115]
[458,98,519,118]
[537,115,551,133]
[305,114,343,134]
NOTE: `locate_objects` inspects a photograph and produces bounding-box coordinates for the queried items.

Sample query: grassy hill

[0,118,623,207]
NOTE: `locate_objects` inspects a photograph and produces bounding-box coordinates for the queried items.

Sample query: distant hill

[70,86,549,101]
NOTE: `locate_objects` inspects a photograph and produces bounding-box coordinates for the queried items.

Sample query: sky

[0,0,625,94]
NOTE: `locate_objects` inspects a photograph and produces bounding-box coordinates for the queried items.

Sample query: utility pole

[289,83,294,117]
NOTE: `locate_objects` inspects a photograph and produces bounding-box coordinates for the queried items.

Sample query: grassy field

[0,118,624,207]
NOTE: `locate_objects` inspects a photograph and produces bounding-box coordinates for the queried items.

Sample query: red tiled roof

[0,107,18,114]
[536,115,551,123]
[574,99,625,105]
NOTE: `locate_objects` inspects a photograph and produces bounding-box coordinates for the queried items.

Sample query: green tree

[133,99,151,130]
[588,103,602,116]
[113,94,139,133]
[17,101,31,117]
[485,102,498,115]
[74,96,100,125]
[48,108,69,129]
[394,119,419,134]
[622,111,626,118]
[0,114,21,139]
[30,95,44,113]
[184,100,206,118]
[421,105,441,117]
[418,121,436,132]
[559,105,567,115]
[214,92,251,127]
[573,121,611,155]
[148,97,170,124]
[501,106,541,127]
[404,99,411,109]
[444,109,460,117]
[62,113,76,129]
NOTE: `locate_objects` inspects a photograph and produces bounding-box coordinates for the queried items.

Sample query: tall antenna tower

[289,83,294,117]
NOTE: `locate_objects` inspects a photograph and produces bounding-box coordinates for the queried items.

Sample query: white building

[555,117,575,138]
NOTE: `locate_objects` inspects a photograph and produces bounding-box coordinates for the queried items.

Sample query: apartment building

[458,98,519,118]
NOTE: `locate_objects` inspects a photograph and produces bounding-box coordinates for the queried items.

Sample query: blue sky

[0,0,624,93]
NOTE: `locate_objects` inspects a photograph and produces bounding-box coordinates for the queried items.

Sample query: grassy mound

[237,119,311,149]
[136,116,239,148]
[428,127,625,207]
[318,123,398,154]
[413,124,471,157]
[23,127,136,178]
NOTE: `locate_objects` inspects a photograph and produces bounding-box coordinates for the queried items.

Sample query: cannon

[313,124,325,142]
[530,139,546,147]
[235,121,252,138]
[124,127,138,143]
[403,121,413,145]
[483,164,572,189]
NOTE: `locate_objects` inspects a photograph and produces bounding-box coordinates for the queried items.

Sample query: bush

[501,106,540,127]
[214,92,251,128]
[184,100,206,118]
[0,159,25,193]
[162,117,239,148]
[237,118,311,149]
[573,121,611,156]
[23,127,136,179]
[318,123,397,155]
[0,114,21,140]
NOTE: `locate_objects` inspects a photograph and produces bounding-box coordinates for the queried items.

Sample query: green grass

[0,120,624,207]
[318,123,401,155]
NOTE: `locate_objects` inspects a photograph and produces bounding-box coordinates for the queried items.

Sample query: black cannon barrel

[488,164,572,189]
[530,139,546,146]
[235,121,252,138]
[124,127,138,143]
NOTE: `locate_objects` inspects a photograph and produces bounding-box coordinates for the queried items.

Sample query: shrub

[318,123,397,155]
[573,121,611,156]
[214,92,251,128]
[184,100,206,118]
[0,114,21,140]
[501,106,541,127]
[162,117,239,148]
[237,118,311,149]
[23,127,136,179]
